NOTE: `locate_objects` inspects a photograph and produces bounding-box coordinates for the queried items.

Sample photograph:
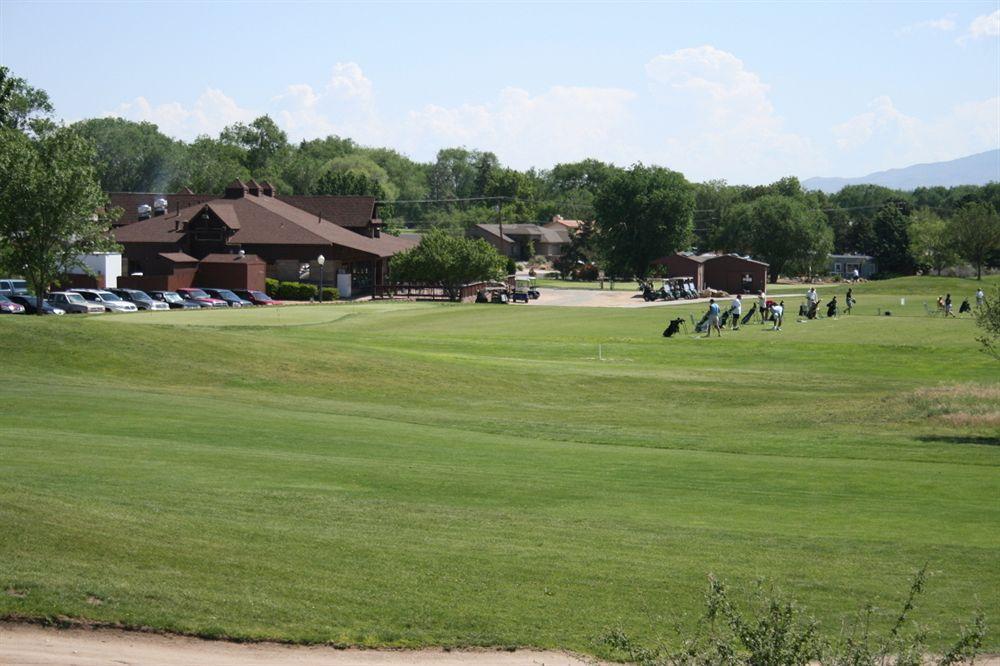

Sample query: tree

[72,117,181,192]
[949,202,1000,280]
[485,167,536,221]
[0,66,53,134]
[169,136,249,194]
[870,202,914,275]
[908,208,957,275]
[219,115,289,175]
[975,286,1000,360]
[714,195,832,281]
[553,220,600,278]
[0,126,120,314]
[389,228,506,301]
[594,164,695,279]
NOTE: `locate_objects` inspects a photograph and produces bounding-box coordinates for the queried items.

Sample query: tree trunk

[977,263,982,280]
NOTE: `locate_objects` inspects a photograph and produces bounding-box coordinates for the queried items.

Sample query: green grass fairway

[1,277,998,655]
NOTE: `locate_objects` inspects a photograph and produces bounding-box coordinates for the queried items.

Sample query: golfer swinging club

[704,299,722,338]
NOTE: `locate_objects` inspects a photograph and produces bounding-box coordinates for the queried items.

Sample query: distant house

[467,223,570,260]
[828,254,876,279]
[111,179,417,295]
[544,215,585,234]
[652,252,769,294]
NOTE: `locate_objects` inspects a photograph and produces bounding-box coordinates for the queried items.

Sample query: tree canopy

[593,164,695,279]
[389,229,506,300]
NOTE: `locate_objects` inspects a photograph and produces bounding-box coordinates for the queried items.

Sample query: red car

[233,289,282,306]
[0,293,26,314]
[176,288,228,308]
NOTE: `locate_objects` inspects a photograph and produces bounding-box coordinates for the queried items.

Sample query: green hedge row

[265,278,339,301]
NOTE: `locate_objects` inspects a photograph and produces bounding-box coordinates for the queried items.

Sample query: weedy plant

[601,567,986,666]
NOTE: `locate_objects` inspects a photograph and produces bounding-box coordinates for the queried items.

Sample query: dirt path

[0,623,599,666]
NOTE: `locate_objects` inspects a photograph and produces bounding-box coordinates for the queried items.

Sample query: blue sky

[2,1,998,184]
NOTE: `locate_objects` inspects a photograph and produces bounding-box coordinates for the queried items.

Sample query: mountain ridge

[803,150,1000,193]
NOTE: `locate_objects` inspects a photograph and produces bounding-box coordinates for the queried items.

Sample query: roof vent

[153,198,168,216]
[224,179,248,199]
[246,179,261,196]
[137,204,152,220]
[261,181,275,197]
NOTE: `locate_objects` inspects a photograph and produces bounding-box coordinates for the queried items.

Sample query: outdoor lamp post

[317,254,326,303]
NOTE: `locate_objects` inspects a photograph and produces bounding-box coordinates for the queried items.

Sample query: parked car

[233,289,281,306]
[203,288,254,307]
[176,288,228,308]
[0,278,30,296]
[70,289,139,313]
[147,290,203,310]
[109,288,169,311]
[47,291,105,314]
[0,293,26,314]
[10,294,65,315]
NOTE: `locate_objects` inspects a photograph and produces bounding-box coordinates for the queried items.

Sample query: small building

[544,215,585,235]
[829,254,876,279]
[652,252,769,294]
[468,223,570,260]
[702,253,769,295]
[63,252,123,289]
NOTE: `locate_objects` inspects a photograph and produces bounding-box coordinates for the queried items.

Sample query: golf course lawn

[1,276,998,656]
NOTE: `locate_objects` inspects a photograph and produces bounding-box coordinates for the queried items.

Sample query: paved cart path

[0,623,599,666]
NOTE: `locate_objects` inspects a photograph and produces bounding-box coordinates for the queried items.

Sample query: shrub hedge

[264,278,339,301]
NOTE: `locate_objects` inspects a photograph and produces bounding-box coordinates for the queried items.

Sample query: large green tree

[715,195,833,281]
[870,202,915,275]
[72,117,180,192]
[389,228,506,301]
[0,66,53,134]
[593,164,695,279]
[169,136,249,194]
[908,208,957,275]
[220,115,289,176]
[0,126,119,313]
[948,202,1000,280]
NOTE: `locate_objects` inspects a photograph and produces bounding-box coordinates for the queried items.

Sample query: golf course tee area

[1,276,998,657]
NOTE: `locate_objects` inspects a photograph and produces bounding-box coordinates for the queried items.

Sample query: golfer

[945,293,955,318]
[731,294,742,330]
[845,288,854,315]
[771,300,784,331]
[977,288,985,308]
[704,299,722,338]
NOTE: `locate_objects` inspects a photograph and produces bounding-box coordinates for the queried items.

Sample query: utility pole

[496,203,506,268]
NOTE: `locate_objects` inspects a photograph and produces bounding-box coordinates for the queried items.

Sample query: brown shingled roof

[158,252,198,263]
[276,195,377,228]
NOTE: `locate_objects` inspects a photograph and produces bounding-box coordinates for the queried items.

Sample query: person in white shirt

[730,294,742,330]
[771,301,784,331]
[976,289,985,308]
[852,267,860,282]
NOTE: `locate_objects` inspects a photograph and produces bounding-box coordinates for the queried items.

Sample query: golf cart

[513,277,540,303]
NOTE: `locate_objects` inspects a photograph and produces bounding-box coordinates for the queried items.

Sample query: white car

[71,289,139,313]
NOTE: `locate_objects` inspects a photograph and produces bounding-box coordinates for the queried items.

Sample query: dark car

[148,290,203,310]
[233,289,281,306]
[109,288,169,311]
[10,294,65,315]
[176,288,228,308]
[203,288,254,308]
[0,293,26,314]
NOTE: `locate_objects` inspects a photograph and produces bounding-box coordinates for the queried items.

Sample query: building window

[834,263,842,273]
[194,228,224,242]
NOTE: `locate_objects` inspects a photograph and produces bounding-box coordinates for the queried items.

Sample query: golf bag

[959,299,971,314]
[807,300,819,320]
[720,307,734,327]
[662,317,686,338]
[740,303,757,325]
[694,311,710,333]
[826,299,838,318]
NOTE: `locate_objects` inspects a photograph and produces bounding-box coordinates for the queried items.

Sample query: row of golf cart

[475,278,540,304]
[640,277,699,302]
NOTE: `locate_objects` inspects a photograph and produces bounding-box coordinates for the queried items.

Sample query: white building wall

[69,253,123,288]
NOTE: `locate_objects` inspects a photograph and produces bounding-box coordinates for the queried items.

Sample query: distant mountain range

[803,149,1000,193]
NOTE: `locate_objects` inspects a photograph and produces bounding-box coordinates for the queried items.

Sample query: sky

[1,1,998,185]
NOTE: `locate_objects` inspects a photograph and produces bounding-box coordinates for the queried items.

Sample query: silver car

[70,289,138,313]
[47,291,105,314]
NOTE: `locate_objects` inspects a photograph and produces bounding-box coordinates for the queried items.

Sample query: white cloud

[642,45,822,182]
[833,94,999,169]
[958,9,1000,43]
[402,85,638,168]
[107,88,255,139]
[272,62,382,143]
[896,15,956,36]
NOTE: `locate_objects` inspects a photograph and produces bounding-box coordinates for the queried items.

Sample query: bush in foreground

[601,567,985,665]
